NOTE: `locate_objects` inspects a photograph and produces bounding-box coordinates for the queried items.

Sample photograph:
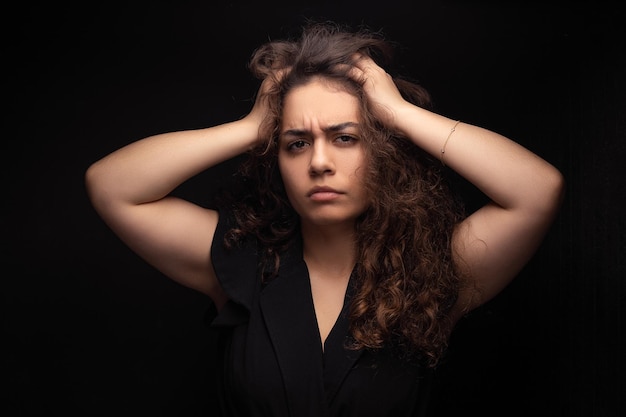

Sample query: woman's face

[278,78,370,229]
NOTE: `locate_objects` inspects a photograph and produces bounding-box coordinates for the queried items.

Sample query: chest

[308,269,351,348]
[211,259,432,416]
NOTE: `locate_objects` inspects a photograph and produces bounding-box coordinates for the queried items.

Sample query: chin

[301,213,360,228]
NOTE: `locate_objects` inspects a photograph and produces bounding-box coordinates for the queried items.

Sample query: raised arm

[353,57,565,319]
[85,79,271,306]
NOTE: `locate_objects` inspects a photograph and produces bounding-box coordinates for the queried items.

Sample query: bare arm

[85,80,271,307]
[398,113,564,319]
[353,57,565,320]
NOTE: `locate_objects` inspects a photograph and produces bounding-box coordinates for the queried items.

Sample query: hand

[242,69,290,146]
[349,55,410,130]
[245,75,274,127]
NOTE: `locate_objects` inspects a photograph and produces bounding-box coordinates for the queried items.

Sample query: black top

[207,210,434,417]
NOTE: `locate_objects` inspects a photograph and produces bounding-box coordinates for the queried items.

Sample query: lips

[307,186,343,196]
[307,186,344,201]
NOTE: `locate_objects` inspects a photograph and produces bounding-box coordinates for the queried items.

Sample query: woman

[85,22,564,416]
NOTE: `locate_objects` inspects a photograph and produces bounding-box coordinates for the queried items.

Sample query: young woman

[85,22,564,416]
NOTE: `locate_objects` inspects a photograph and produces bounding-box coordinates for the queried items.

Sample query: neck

[300,221,357,277]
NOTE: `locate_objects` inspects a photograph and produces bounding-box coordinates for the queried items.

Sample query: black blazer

[208,210,433,416]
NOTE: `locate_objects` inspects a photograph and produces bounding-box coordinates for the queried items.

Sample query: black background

[5,1,625,416]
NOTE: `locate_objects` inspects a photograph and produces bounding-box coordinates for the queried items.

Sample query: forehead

[281,78,361,130]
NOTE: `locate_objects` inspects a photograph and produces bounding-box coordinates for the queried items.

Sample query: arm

[85,80,271,307]
[353,57,565,320]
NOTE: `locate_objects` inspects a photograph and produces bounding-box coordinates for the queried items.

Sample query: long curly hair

[221,21,467,367]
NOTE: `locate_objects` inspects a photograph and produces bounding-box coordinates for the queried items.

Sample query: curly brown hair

[221,21,466,367]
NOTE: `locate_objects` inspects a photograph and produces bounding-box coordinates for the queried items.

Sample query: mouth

[308,186,344,201]
[308,186,341,196]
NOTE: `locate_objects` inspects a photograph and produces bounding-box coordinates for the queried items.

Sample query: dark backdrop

[5,1,624,416]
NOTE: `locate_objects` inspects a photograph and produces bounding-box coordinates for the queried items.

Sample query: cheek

[277,153,290,180]
[351,154,368,182]
[278,159,300,195]
[352,159,371,199]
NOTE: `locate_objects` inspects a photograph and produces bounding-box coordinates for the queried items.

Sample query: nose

[309,140,334,176]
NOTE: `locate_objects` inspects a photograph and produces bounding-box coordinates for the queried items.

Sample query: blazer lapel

[321,273,363,403]
[259,240,328,416]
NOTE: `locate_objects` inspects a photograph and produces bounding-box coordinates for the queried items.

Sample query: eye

[335,134,358,145]
[286,139,310,152]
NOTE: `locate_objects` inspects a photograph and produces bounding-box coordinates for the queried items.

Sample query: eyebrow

[280,122,360,139]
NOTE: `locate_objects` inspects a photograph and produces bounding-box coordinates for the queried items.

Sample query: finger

[347,65,366,84]
[333,61,365,84]
[351,54,380,73]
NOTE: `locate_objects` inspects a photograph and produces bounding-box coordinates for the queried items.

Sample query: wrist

[392,102,426,137]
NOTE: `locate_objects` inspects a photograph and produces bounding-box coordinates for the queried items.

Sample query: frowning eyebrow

[280,122,360,139]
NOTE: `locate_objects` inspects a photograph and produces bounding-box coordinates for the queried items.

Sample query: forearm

[395,104,564,214]
[85,118,259,207]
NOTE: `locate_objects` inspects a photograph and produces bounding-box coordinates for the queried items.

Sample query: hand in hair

[348,55,411,133]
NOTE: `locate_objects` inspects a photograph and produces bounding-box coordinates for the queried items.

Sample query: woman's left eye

[335,135,357,145]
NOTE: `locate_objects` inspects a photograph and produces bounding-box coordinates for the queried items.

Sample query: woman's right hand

[245,75,275,127]
[242,70,288,144]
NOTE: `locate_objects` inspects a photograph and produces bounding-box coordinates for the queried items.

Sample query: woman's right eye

[287,140,309,151]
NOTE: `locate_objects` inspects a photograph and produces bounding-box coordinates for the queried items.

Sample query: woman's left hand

[349,55,410,130]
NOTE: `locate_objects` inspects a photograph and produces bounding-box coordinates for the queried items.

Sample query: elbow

[538,165,566,218]
[84,163,97,202]
[84,160,110,212]
[84,162,100,201]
